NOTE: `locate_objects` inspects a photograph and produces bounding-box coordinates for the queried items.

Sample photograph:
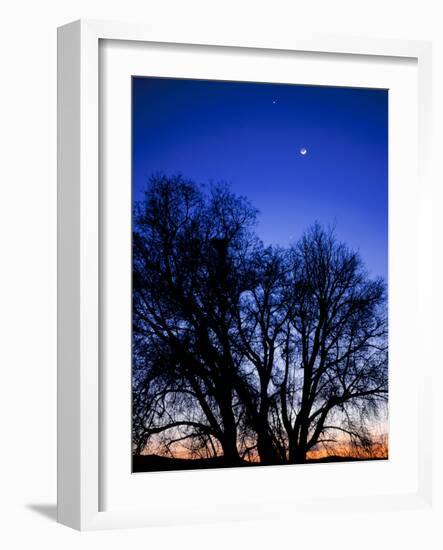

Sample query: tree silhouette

[132,175,388,468]
[279,224,388,463]
[133,175,259,464]
[232,246,292,464]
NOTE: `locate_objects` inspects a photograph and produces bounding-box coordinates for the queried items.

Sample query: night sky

[132,77,388,280]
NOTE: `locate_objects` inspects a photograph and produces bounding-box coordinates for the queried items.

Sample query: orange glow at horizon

[142,434,388,462]
[306,438,388,461]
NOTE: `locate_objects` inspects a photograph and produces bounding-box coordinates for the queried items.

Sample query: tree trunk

[257,430,281,465]
[221,435,241,465]
[256,406,281,464]
[218,388,241,466]
[289,443,307,464]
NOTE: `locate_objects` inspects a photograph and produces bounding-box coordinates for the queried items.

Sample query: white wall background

[0,1,441,548]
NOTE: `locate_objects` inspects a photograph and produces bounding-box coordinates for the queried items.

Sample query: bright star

[300,147,307,155]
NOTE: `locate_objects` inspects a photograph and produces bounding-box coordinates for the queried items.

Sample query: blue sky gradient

[132,77,388,279]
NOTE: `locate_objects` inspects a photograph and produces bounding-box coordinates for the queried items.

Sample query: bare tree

[132,174,258,464]
[232,246,291,464]
[279,224,388,463]
[132,176,388,468]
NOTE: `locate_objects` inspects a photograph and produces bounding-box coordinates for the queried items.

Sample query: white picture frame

[57,19,433,531]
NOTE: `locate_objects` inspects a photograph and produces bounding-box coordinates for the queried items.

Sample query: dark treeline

[132,175,388,467]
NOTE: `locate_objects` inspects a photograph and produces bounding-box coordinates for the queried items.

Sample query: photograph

[131,76,389,473]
